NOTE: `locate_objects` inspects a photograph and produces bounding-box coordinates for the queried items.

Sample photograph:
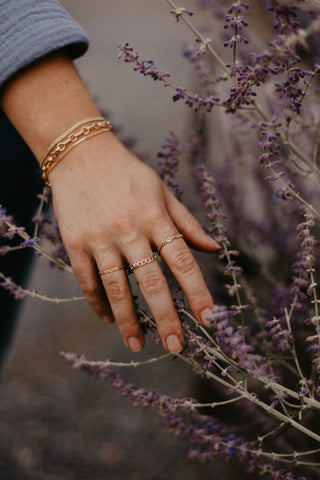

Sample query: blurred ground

[0,1,249,479]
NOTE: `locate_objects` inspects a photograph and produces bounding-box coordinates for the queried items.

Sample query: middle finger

[126,247,185,354]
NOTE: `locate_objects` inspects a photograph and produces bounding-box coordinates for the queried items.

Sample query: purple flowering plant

[2,0,320,478]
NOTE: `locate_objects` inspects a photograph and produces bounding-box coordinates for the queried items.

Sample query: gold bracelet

[40,117,112,185]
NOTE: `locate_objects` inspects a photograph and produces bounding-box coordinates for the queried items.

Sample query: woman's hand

[48,132,220,353]
[1,52,219,353]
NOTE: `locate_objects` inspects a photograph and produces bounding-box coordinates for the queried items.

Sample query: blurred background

[0,1,248,479]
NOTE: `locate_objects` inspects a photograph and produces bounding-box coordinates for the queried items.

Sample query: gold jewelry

[40,117,112,185]
[99,264,126,275]
[157,233,184,255]
[130,254,157,272]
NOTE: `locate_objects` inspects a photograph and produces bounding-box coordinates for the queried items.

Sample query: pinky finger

[69,251,115,325]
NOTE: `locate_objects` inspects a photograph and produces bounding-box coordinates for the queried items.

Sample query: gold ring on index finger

[157,233,184,255]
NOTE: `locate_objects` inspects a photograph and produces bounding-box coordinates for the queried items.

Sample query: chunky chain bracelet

[40,117,112,185]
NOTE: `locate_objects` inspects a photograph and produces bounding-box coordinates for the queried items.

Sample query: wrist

[0,52,101,159]
[47,131,128,189]
[40,117,113,185]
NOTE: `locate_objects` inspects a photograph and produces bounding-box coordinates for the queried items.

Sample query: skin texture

[0,53,220,354]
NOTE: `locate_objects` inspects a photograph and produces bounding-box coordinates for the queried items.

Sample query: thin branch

[2,216,73,273]
[0,272,85,303]
[62,352,172,369]
[165,0,229,74]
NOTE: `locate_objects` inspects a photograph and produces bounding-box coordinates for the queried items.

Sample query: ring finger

[98,256,145,352]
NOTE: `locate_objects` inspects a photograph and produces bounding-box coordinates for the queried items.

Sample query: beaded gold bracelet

[40,117,112,185]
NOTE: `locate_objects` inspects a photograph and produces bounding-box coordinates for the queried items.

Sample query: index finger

[158,236,214,326]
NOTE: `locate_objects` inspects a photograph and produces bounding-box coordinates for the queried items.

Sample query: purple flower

[118,43,219,113]
[0,276,25,300]
[266,318,295,352]
[157,132,183,200]
[172,86,187,102]
[224,34,248,49]
[3,226,26,239]
[227,2,249,15]
[20,237,39,248]
[170,7,193,22]
[267,1,300,35]
[118,43,170,82]
[274,67,310,114]
[224,14,248,32]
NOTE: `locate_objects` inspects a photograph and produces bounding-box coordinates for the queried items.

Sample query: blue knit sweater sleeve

[0,0,89,87]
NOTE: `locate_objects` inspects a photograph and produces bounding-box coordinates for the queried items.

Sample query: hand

[48,132,220,353]
[0,52,219,353]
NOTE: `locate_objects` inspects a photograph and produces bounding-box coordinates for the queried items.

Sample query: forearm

[0,52,101,160]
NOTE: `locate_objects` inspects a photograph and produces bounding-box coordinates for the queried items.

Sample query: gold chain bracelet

[40,117,112,185]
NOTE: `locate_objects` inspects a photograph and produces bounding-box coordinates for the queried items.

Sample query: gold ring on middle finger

[130,254,157,272]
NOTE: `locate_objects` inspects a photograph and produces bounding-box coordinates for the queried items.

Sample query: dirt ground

[1,1,251,479]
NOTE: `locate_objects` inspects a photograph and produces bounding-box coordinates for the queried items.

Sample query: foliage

[2,1,320,478]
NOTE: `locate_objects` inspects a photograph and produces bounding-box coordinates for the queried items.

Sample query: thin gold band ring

[99,264,126,275]
[157,233,184,255]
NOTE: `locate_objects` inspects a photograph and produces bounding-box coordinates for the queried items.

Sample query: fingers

[69,238,184,354]
[66,191,217,354]
[72,249,145,352]
[95,245,184,354]
[164,186,220,252]
[100,265,145,352]
[70,226,215,352]
[125,245,185,354]
[69,251,115,325]
[70,237,213,353]
[69,224,215,354]
[156,234,214,327]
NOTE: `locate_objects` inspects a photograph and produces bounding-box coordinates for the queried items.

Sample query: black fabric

[0,117,41,369]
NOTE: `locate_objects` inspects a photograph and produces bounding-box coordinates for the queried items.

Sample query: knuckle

[114,211,135,235]
[185,212,200,230]
[150,216,170,237]
[65,236,84,255]
[140,271,165,295]
[91,230,109,249]
[91,241,112,259]
[156,314,179,330]
[172,249,197,274]
[113,213,139,246]
[80,280,100,300]
[117,320,136,336]
[189,288,211,307]
[106,280,130,303]
[93,303,108,317]
[146,207,164,226]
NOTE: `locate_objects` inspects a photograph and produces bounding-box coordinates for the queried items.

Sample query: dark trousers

[0,117,40,370]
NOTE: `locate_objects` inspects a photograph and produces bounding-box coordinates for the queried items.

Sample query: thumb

[164,186,220,252]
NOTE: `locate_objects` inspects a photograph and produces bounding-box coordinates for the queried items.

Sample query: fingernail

[208,236,221,250]
[128,337,142,352]
[103,315,113,325]
[166,334,183,354]
[200,307,213,326]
